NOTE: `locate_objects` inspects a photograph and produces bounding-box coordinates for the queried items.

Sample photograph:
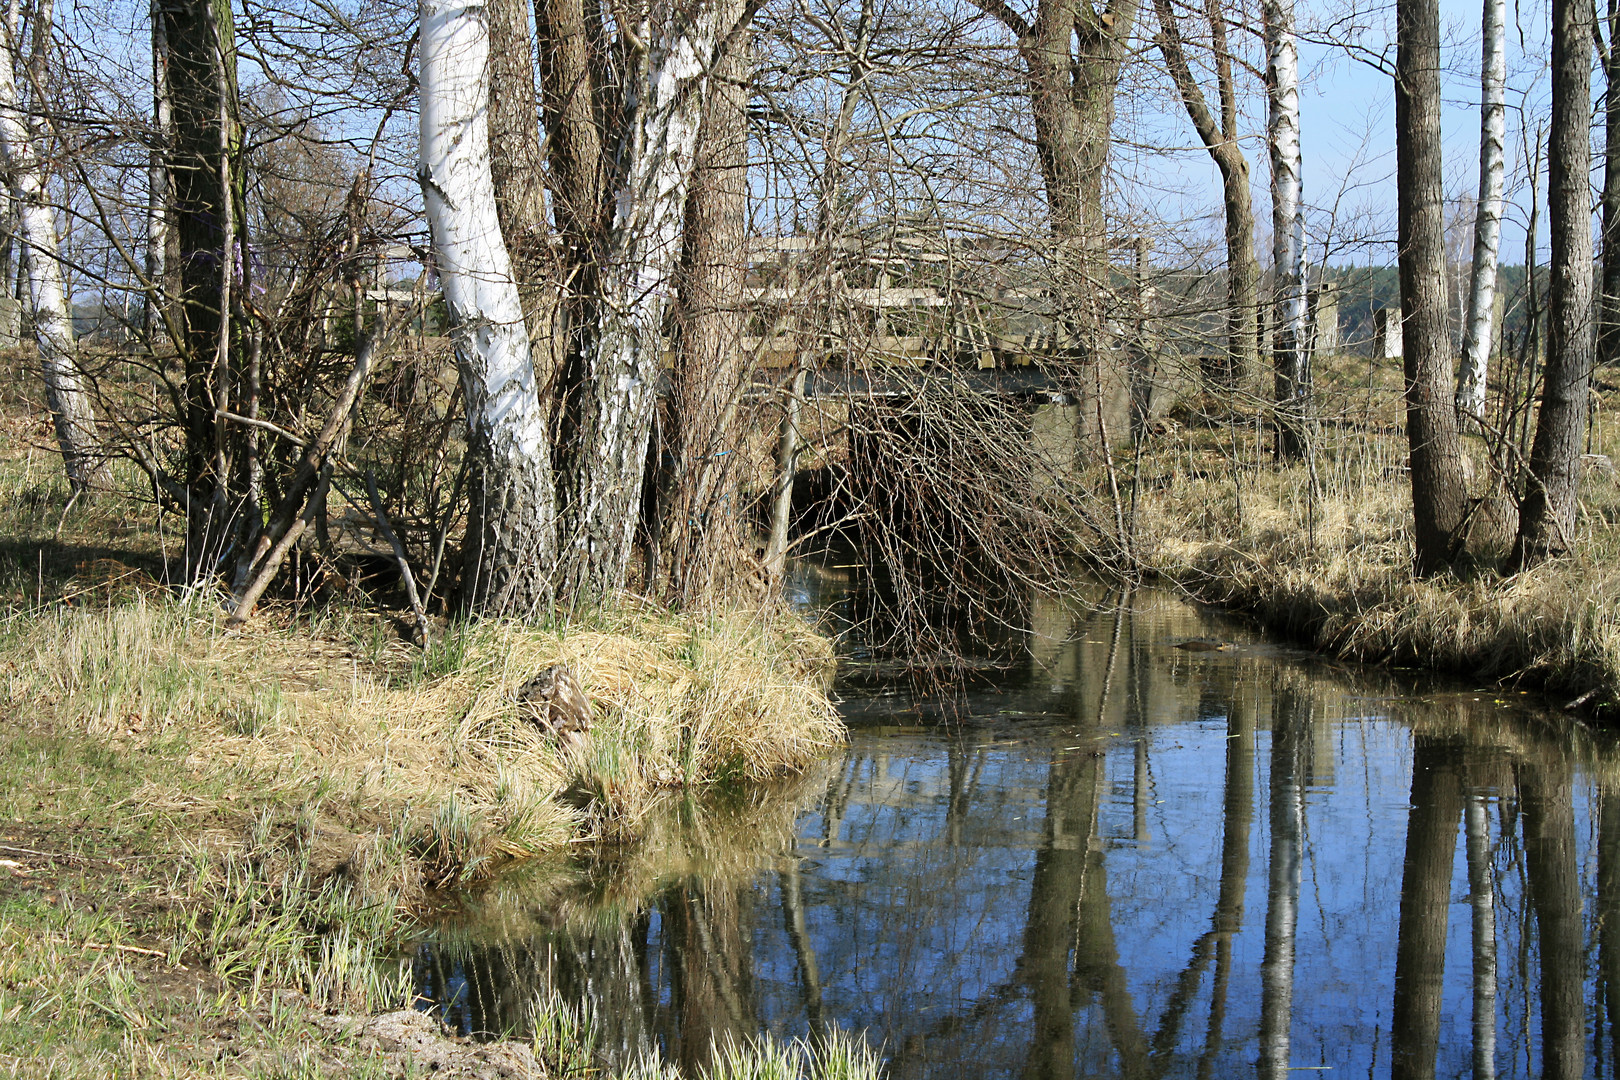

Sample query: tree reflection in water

[414,583,1620,1079]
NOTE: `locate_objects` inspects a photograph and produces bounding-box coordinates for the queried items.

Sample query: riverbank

[1125,373,1620,718]
[0,588,849,1076]
[0,364,877,1075]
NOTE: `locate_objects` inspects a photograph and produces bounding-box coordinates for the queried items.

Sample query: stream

[412,569,1620,1078]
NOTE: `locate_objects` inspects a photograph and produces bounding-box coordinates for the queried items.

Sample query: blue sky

[1122,0,1557,266]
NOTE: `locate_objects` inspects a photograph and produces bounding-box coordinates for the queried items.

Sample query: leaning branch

[226,315,399,624]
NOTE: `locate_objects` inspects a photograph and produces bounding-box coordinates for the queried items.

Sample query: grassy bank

[0,357,871,1075]
[0,590,849,1077]
[1125,362,1620,716]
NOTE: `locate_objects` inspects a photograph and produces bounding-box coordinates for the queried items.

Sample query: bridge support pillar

[1031,402,1081,492]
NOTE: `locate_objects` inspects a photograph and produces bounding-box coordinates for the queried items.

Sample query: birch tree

[1509,0,1594,569]
[1455,0,1505,419]
[1264,0,1307,459]
[555,0,723,601]
[147,0,173,345]
[419,0,558,614]
[1258,691,1306,1080]
[0,0,108,493]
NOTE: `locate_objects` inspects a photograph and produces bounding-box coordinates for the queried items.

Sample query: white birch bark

[1457,0,1506,420]
[0,3,105,491]
[1258,703,1303,1080]
[1265,0,1307,454]
[419,0,557,614]
[147,0,171,345]
[1464,792,1498,1080]
[0,189,19,350]
[560,2,719,599]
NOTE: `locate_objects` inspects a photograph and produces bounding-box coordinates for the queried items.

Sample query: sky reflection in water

[415,583,1619,1079]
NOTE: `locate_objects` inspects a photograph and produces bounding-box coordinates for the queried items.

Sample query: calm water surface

[414,575,1620,1078]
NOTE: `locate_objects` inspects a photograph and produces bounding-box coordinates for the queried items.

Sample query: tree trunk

[147,0,174,348]
[420,0,557,616]
[971,0,1138,452]
[1257,688,1306,1080]
[161,0,237,500]
[555,4,718,602]
[762,362,806,585]
[1456,0,1505,419]
[1265,0,1307,459]
[1599,784,1620,1074]
[1154,0,1258,384]
[1520,751,1585,1080]
[0,5,108,493]
[660,0,751,605]
[0,197,19,351]
[1396,0,1467,575]
[1389,738,1462,1080]
[535,0,611,452]
[1599,0,1620,367]
[1197,688,1255,1078]
[536,0,610,264]
[485,0,563,394]
[1464,791,1497,1080]
[1508,0,1594,569]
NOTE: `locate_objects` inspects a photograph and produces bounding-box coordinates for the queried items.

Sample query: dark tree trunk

[1389,738,1462,1080]
[1194,692,1253,1077]
[659,1,751,604]
[972,0,1138,451]
[161,0,237,501]
[1395,0,1468,574]
[1509,0,1594,569]
[1520,750,1585,1080]
[536,0,612,449]
[1600,784,1620,1072]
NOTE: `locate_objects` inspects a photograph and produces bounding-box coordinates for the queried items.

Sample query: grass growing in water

[618,1030,884,1080]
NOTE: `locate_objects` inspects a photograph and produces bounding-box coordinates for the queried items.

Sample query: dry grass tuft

[1129,376,1620,712]
[0,593,843,900]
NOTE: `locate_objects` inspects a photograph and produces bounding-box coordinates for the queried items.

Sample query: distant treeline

[1323,265,1543,358]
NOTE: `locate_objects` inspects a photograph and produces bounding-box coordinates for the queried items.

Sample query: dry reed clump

[0,594,844,900]
[1137,452,1620,710]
